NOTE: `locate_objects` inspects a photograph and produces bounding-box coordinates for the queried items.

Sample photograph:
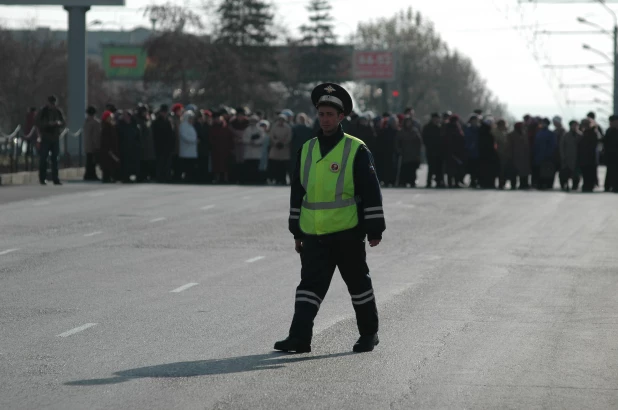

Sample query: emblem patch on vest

[330,162,340,172]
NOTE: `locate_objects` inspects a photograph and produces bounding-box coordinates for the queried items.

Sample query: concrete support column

[63,5,89,157]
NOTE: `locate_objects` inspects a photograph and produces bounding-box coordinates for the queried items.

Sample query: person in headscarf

[209,112,234,184]
[396,117,422,187]
[559,120,581,192]
[99,110,120,183]
[505,122,531,189]
[178,110,198,182]
[242,115,266,184]
[269,114,293,185]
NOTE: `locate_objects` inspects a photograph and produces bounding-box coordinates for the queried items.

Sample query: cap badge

[324,85,336,94]
[330,162,340,172]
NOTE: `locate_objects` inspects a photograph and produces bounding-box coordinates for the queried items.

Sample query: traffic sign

[353,50,396,82]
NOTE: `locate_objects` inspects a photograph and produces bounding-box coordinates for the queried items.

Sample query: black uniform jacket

[289,124,386,242]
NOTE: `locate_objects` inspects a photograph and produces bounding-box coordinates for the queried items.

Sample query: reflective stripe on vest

[299,134,363,235]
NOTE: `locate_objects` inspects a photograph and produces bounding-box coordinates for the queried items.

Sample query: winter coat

[560,130,580,171]
[492,128,508,166]
[152,115,175,157]
[445,122,466,165]
[260,134,270,172]
[137,117,155,161]
[506,130,531,176]
[229,117,250,163]
[195,122,210,159]
[99,121,120,173]
[36,106,65,141]
[464,125,480,160]
[291,124,314,157]
[422,122,442,158]
[578,128,598,168]
[179,120,198,159]
[354,124,377,153]
[395,127,422,164]
[83,116,101,154]
[603,127,618,164]
[269,122,292,161]
[117,119,141,177]
[534,128,556,166]
[209,122,234,173]
[242,124,266,160]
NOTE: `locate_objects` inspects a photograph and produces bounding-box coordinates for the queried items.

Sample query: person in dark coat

[116,110,141,183]
[354,115,377,153]
[289,113,315,176]
[422,113,444,188]
[195,110,211,184]
[463,115,481,188]
[99,111,121,183]
[374,114,398,186]
[534,118,557,190]
[209,112,235,183]
[151,105,175,183]
[36,95,65,185]
[444,115,466,188]
[478,117,498,189]
[136,104,155,182]
[578,119,599,192]
[603,115,618,192]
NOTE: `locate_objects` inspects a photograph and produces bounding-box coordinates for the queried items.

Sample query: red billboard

[353,51,395,82]
[110,55,137,68]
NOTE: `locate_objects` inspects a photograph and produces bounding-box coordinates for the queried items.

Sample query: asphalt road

[1,172,617,409]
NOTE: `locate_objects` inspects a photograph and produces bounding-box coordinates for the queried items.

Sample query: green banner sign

[101,45,148,80]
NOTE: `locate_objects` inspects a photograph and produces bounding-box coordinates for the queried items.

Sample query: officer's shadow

[65,351,354,386]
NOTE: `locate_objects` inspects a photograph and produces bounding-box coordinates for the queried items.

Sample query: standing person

[289,113,314,177]
[560,120,581,192]
[170,103,184,182]
[354,114,377,153]
[396,117,422,187]
[24,107,39,170]
[422,113,444,188]
[209,112,234,184]
[552,116,566,188]
[241,115,266,184]
[463,115,480,188]
[83,106,100,181]
[229,108,250,183]
[36,95,65,185]
[492,119,508,189]
[195,110,212,184]
[99,110,121,183]
[444,115,466,188]
[579,119,599,192]
[505,122,531,189]
[374,114,398,186]
[152,105,175,183]
[534,118,557,190]
[274,83,385,354]
[478,117,498,189]
[136,104,156,183]
[178,110,198,182]
[269,114,293,185]
[603,115,618,192]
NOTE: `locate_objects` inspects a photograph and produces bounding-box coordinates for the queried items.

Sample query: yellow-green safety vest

[299,133,364,235]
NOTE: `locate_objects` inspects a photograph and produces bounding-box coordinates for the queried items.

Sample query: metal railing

[0,125,83,175]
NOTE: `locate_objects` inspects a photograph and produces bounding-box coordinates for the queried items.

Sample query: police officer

[274,83,386,354]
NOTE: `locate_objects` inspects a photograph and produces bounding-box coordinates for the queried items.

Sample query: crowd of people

[27,96,618,193]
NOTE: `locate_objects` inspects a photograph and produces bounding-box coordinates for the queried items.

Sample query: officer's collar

[317,124,344,141]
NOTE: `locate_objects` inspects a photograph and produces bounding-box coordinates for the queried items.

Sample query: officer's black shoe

[273,337,311,353]
[353,334,379,353]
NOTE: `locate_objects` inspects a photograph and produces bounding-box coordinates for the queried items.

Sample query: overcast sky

[1,0,617,123]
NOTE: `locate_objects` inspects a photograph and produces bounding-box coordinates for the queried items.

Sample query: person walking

[36,95,65,185]
[274,83,386,354]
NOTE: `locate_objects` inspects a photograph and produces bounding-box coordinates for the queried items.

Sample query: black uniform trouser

[289,237,379,342]
[39,138,60,183]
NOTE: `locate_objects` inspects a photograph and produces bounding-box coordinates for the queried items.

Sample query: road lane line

[0,248,19,256]
[83,231,102,237]
[150,217,167,223]
[201,205,216,210]
[170,283,199,293]
[57,323,97,337]
[246,256,265,263]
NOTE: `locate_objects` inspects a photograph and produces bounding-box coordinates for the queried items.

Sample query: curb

[0,168,85,186]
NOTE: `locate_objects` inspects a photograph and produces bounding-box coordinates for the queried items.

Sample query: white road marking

[56,323,97,338]
[170,283,199,293]
[150,217,167,223]
[0,248,19,256]
[83,231,102,237]
[201,205,216,210]
[246,256,265,263]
